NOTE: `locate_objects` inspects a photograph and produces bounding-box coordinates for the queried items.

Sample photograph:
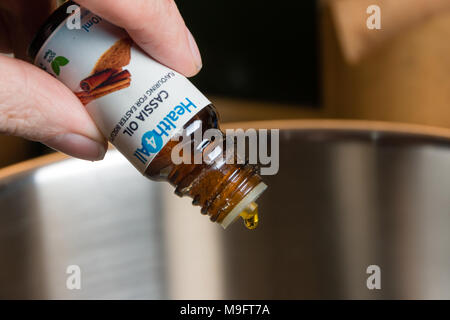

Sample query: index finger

[75,0,202,77]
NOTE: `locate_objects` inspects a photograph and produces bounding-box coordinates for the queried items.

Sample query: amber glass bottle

[28,2,266,229]
[146,105,266,228]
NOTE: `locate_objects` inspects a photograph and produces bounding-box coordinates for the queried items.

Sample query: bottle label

[33,9,210,172]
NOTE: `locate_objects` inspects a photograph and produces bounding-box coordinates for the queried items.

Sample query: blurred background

[2,0,450,300]
[1,0,450,168]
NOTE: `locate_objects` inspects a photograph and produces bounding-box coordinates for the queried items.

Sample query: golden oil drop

[240,202,259,230]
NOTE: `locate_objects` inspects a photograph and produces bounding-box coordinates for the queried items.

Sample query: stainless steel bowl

[1,120,450,299]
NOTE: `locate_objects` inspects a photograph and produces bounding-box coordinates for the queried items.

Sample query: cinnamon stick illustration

[79,81,131,105]
[75,68,132,105]
[75,37,133,105]
[76,77,131,101]
[105,70,131,84]
[80,68,118,92]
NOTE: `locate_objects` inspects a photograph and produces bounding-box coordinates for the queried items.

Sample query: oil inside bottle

[240,202,259,230]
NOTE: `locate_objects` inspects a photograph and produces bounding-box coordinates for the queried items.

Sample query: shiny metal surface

[1,120,450,299]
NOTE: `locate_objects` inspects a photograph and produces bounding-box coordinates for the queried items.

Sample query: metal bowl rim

[1,119,450,181]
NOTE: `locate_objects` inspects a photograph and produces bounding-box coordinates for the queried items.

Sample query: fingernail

[44,133,107,161]
[186,28,202,72]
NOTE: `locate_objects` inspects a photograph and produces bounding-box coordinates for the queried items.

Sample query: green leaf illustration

[51,56,69,76]
[54,56,69,66]
[51,60,61,76]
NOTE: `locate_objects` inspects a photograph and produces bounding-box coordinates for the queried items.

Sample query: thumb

[75,0,202,77]
[0,56,107,161]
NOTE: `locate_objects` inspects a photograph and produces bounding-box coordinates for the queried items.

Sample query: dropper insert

[219,182,267,229]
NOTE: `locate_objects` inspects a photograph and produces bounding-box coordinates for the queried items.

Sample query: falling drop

[240,202,259,230]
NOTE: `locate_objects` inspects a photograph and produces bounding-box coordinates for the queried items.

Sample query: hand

[0,0,202,161]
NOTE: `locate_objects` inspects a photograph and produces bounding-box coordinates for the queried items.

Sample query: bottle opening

[220,182,268,229]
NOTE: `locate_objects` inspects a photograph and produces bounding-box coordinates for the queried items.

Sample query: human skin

[0,0,202,161]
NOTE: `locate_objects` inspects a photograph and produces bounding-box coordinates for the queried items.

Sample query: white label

[34,9,210,172]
